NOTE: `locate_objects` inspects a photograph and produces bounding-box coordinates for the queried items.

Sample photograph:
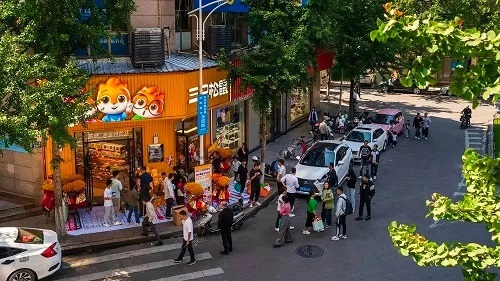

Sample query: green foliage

[388,149,500,280]
[371,4,500,107]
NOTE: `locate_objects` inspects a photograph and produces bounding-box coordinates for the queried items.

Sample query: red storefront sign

[230,59,254,102]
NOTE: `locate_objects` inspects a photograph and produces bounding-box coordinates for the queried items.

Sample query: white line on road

[453,192,465,196]
[56,252,213,281]
[151,267,225,281]
[62,242,182,268]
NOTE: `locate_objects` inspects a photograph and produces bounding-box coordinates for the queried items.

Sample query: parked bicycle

[282,135,312,159]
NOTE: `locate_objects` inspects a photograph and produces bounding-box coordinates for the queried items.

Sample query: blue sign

[197,94,209,136]
[193,0,309,13]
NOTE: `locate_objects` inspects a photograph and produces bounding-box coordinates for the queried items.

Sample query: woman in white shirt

[140,196,163,246]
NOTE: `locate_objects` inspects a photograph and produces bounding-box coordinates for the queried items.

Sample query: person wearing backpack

[355,174,375,221]
[331,186,348,240]
[358,141,372,177]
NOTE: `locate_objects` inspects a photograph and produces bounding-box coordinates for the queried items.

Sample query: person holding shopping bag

[303,191,319,235]
[273,196,293,248]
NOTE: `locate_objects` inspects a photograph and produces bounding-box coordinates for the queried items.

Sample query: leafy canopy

[371,2,500,107]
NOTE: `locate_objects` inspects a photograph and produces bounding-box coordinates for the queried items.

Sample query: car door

[0,246,17,280]
[373,129,385,149]
[394,112,404,133]
[335,146,349,179]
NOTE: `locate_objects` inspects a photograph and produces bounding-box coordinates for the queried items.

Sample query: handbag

[313,218,324,232]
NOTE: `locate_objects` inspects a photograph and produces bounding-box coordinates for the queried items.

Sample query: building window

[210,13,248,48]
[175,0,192,31]
[214,105,245,150]
[290,89,310,123]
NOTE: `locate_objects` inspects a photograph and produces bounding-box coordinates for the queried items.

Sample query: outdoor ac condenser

[131,28,165,68]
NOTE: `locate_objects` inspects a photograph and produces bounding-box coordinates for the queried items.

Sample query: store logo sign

[188,79,229,104]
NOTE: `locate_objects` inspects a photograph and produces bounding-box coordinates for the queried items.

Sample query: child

[391,131,398,148]
[320,182,334,228]
[103,179,114,227]
[275,187,287,231]
[405,120,410,138]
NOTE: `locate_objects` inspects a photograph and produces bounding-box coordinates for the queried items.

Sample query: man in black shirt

[237,143,249,167]
[218,201,234,255]
[236,160,248,195]
[358,141,372,177]
[212,152,222,174]
[413,113,424,139]
[249,163,262,207]
[139,166,153,215]
[355,174,376,221]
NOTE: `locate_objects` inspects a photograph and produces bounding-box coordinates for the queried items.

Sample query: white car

[295,140,354,195]
[341,124,388,162]
[0,227,61,281]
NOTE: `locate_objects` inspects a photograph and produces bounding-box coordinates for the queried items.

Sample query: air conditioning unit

[206,25,232,56]
[131,28,164,68]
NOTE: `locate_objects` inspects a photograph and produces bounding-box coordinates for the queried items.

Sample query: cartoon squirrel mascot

[95,78,133,122]
[131,87,165,120]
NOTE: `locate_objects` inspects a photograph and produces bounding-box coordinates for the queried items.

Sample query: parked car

[340,124,388,162]
[379,78,429,94]
[370,108,405,135]
[0,227,61,281]
[295,140,354,195]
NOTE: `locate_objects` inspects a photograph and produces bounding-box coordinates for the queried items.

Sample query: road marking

[453,192,465,196]
[56,252,213,281]
[151,267,225,281]
[62,242,182,268]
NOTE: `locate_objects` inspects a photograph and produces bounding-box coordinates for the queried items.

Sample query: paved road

[47,91,496,281]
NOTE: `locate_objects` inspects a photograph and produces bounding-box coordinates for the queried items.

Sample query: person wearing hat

[355,174,375,221]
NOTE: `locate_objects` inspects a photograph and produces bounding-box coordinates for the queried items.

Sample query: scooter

[196,203,245,237]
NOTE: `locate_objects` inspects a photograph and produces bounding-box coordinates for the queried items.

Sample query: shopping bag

[234,182,242,193]
[313,219,324,232]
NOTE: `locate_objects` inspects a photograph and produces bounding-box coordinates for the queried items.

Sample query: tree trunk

[348,79,355,121]
[52,142,67,237]
[339,69,343,114]
[259,114,267,184]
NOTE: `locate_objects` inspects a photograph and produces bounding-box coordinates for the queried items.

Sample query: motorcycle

[196,202,245,237]
[460,114,471,130]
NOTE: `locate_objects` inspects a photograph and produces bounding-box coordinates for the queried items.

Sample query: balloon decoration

[212,175,231,205]
[41,174,87,213]
[185,182,207,216]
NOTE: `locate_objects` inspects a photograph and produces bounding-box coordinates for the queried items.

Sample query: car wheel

[8,269,36,281]
[413,88,422,94]
[380,84,388,93]
[382,141,387,151]
[446,90,451,96]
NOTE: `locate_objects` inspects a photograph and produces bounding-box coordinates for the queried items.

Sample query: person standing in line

[103,179,114,227]
[303,190,319,235]
[110,171,123,225]
[331,186,347,241]
[218,201,234,255]
[422,113,431,139]
[141,196,163,246]
[413,113,424,139]
[390,130,398,148]
[276,159,286,192]
[308,107,319,132]
[237,143,249,167]
[236,159,248,198]
[124,178,140,225]
[358,141,372,177]
[345,168,357,211]
[275,187,287,231]
[231,156,241,179]
[173,210,196,265]
[320,182,334,228]
[370,144,380,180]
[405,120,411,138]
[355,174,376,221]
[273,195,293,248]
[139,166,153,216]
[281,167,299,218]
[249,163,263,207]
[162,172,175,220]
[319,117,329,140]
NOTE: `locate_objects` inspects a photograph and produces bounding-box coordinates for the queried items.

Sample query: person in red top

[273,195,293,248]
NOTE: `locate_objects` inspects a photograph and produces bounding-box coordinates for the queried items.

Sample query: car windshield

[299,143,337,167]
[345,130,372,142]
[372,114,394,125]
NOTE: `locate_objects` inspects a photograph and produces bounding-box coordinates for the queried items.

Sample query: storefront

[45,67,231,206]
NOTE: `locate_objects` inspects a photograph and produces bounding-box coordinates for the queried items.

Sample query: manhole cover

[295,245,324,258]
[192,237,207,244]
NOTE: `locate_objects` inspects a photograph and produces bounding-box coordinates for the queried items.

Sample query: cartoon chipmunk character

[95,78,133,122]
[131,86,165,120]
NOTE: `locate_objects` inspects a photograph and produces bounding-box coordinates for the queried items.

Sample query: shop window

[210,13,248,48]
[176,117,200,170]
[290,88,310,123]
[214,105,245,150]
[75,128,141,205]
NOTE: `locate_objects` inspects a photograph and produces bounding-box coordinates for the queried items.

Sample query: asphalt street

[47,91,497,281]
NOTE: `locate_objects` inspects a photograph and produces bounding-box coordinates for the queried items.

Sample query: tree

[0,0,135,237]
[219,0,310,173]
[371,4,500,280]
[323,0,402,119]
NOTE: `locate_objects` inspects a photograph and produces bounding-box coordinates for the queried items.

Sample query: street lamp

[188,0,233,165]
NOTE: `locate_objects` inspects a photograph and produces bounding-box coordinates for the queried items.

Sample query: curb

[61,185,279,256]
